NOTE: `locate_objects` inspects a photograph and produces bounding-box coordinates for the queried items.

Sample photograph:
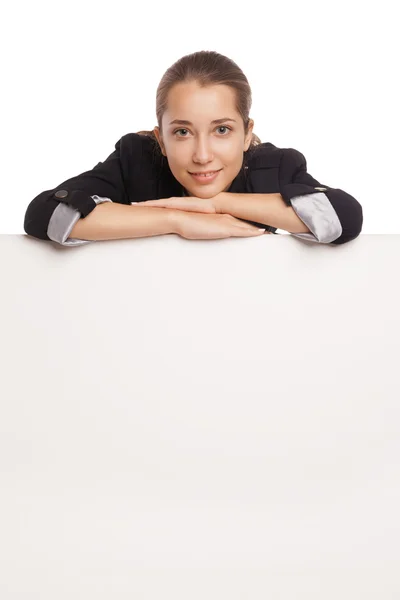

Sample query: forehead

[165,82,238,121]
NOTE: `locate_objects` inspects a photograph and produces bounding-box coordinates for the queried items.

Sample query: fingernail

[258,228,266,232]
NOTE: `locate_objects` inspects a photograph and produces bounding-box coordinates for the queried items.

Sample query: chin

[193,188,220,198]
[184,178,225,197]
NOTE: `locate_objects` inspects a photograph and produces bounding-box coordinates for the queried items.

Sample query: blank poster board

[1,233,399,599]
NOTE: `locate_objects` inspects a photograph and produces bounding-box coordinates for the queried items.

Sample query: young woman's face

[154,82,254,197]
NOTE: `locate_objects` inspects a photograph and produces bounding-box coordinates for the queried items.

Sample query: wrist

[166,209,185,234]
[215,191,228,214]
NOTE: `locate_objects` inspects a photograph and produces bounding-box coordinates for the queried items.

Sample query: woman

[23,50,363,246]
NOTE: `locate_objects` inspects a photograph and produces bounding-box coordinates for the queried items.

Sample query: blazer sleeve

[279,148,363,245]
[23,137,130,246]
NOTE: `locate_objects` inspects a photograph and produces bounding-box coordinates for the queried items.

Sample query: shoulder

[116,132,157,158]
[115,132,163,174]
[246,141,306,171]
[245,142,281,169]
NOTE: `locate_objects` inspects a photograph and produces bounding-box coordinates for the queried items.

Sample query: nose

[192,136,214,163]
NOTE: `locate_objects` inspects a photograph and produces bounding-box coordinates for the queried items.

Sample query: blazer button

[54,189,69,198]
[314,187,327,191]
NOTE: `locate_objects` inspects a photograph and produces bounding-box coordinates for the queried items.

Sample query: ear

[244,119,255,151]
[153,127,166,156]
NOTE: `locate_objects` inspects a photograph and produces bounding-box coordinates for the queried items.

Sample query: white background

[1,233,400,598]
[1,0,399,235]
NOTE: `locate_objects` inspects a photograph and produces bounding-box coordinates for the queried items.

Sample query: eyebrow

[168,118,237,126]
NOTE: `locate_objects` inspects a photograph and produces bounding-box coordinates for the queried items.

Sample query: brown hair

[136,50,262,159]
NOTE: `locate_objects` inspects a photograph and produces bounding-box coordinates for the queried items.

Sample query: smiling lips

[190,169,221,176]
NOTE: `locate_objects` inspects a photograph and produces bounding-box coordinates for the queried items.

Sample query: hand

[135,195,220,214]
[171,211,267,240]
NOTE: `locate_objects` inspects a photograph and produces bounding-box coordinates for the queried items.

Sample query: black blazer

[23,132,363,245]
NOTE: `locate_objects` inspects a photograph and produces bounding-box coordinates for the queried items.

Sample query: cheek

[224,147,243,162]
[176,152,190,168]
[225,154,244,171]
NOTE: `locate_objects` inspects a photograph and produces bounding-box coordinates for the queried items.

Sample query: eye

[217,126,231,135]
[173,125,232,137]
[173,128,189,137]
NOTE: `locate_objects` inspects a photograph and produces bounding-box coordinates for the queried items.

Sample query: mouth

[189,169,222,183]
[189,169,222,175]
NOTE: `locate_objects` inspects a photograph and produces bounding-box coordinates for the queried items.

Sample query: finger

[233,228,266,237]
[139,201,167,207]
[174,204,212,213]
[235,222,266,232]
